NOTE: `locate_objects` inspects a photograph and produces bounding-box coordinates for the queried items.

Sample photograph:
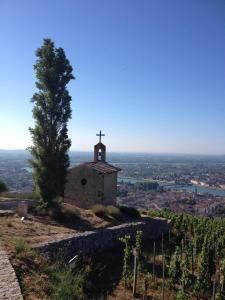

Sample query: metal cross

[96,130,105,143]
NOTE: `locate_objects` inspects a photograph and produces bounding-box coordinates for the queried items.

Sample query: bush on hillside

[0,178,8,193]
[49,264,91,300]
[119,206,140,219]
[39,202,81,224]
[13,237,31,254]
[106,205,122,221]
[92,204,107,219]
[29,200,48,216]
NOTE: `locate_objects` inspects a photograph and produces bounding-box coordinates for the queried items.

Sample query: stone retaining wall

[33,217,171,262]
[0,243,23,300]
[0,199,36,211]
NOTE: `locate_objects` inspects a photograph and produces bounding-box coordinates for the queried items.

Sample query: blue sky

[0,0,225,154]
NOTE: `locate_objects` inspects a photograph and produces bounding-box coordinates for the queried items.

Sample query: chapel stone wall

[65,165,104,208]
[103,173,117,205]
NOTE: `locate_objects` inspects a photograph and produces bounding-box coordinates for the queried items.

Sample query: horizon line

[0,148,224,157]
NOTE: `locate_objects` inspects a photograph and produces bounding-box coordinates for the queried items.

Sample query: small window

[81,178,87,186]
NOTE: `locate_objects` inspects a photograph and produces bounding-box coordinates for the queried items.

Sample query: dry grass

[0,191,37,200]
[107,281,176,300]
[0,204,113,253]
[106,205,122,220]
[92,204,108,218]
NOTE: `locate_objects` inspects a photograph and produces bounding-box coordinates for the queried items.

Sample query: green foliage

[44,260,92,300]
[194,240,212,295]
[31,200,48,216]
[141,272,152,296]
[0,177,8,193]
[176,290,189,300]
[29,38,74,207]
[215,291,225,300]
[180,251,191,290]
[135,230,143,256]
[220,258,225,292]
[119,206,140,219]
[14,238,31,254]
[52,266,89,299]
[119,235,132,287]
[168,246,182,285]
[135,230,143,273]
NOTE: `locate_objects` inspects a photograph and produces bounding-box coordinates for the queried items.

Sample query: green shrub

[0,178,8,193]
[47,262,92,300]
[14,237,30,254]
[61,203,80,217]
[53,203,80,222]
[92,204,107,219]
[32,201,48,216]
[119,206,140,219]
[106,205,122,220]
[176,290,189,300]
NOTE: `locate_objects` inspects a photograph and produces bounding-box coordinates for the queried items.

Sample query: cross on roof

[96,130,105,143]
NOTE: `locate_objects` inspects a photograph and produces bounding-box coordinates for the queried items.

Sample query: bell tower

[94,130,106,162]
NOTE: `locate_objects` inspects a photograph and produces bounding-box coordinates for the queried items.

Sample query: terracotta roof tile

[84,161,121,174]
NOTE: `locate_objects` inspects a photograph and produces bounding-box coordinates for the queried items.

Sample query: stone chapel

[64,131,121,208]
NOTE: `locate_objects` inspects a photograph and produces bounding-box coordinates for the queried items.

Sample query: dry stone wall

[0,199,36,211]
[33,217,171,262]
[0,243,23,300]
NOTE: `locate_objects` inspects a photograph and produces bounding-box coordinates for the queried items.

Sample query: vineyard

[9,210,225,299]
[116,211,225,300]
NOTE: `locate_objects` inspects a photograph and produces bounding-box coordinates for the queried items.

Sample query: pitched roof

[84,161,121,174]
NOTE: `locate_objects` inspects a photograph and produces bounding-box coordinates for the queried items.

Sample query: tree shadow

[87,246,124,299]
[32,213,95,231]
[52,213,95,231]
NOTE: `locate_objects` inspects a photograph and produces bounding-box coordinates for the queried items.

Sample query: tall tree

[29,38,74,207]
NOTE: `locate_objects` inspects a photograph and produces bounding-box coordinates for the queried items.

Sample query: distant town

[1,150,225,218]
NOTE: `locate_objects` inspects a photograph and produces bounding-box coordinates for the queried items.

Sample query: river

[119,177,225,197]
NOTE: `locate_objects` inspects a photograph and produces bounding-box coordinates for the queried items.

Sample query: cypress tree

[29,38,75,207]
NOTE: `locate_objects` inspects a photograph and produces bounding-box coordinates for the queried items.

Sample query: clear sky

[0,0,225,154]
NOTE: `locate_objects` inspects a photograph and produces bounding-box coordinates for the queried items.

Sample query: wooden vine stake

[212,277,216,300]
[161,253,165,300]
[181,238,184,259]
[191,242,194,276]
[153,241,156,282]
